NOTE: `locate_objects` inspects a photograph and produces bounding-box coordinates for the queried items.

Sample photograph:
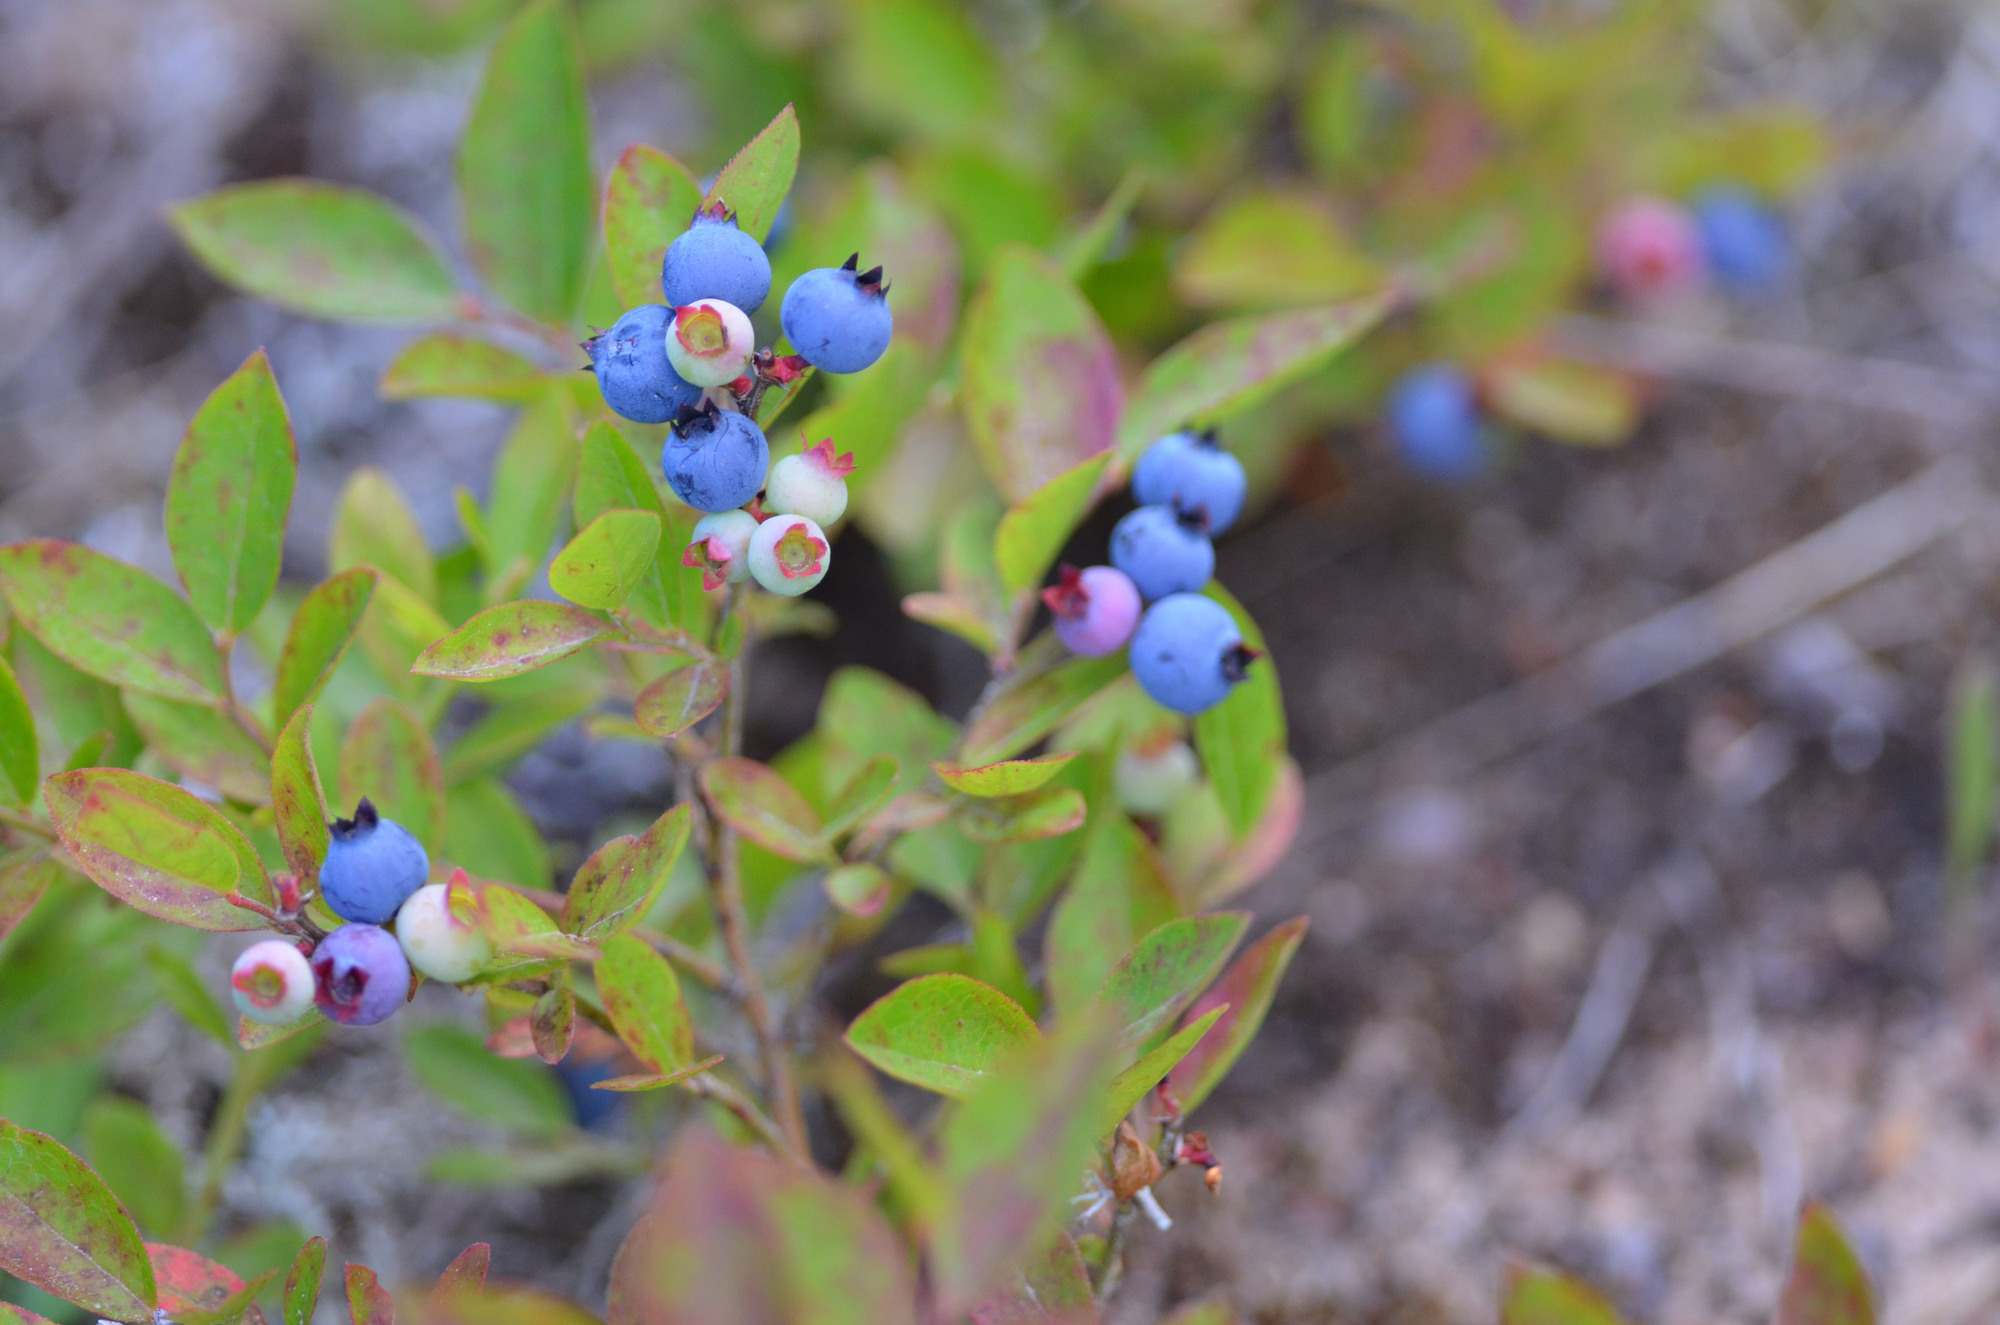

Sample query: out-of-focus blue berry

[780,259,893,374]
[1694,189,1789,293]
[310,924,410,1027]
[662,210,772,313]
[1132,429,1247,534]
[1110,504,1214,602]
[662,408,769,513]
[1129,593,1256,716]
[1386,364,1486,482]
[319,798,429,925]
[589,305,705,425]
[556,1057,623,1130]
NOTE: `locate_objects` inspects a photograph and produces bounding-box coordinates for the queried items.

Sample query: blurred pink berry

[1597,197,1703,299]
[1042,564,1141,657]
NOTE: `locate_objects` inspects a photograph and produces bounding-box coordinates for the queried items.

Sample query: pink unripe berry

[683,510,759,590]
[394,877,493,984]
[764,439,855,526]
[230,939,315,1025]
[1042,564,1141,657]
[748,514,831,596]
[1597,197,1703,299]
[665,298,755,387]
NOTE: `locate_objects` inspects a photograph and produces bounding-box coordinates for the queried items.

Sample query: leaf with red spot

[699,757,831,863]
[0,855,56,944]
[1165,916,1308,1115]
[0,1119,155,1321]
[346,1262,395,1325]
[603,145,702,309]
[634,662,728,740]
[282,1236,325,1325]
[412,599,612,680]
[561,803,693,943]
[149,1243,274,1325]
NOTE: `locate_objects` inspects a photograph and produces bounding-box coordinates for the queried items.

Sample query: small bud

[1109,1120,1164,1201]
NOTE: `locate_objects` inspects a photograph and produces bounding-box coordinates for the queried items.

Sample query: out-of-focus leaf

[1096,1006,1224,1138]
[1176,192,1383,310]
[699,757,829,863]
[967,1227,1098,1325]
[935,753,1077,799]
[0,660,36,809]
[457,0,593,324]
[790,163,961,352]
[1116,293,1395,461]
[1948,659,1997,891]
[1776,1203,1876,1325]
[44,768,268,930]
[344,1263,393,1325]
[702,104,800,245]
[354,576,452,702]
[331,468,434,604]
[429,1243,489,1309]
[531,976,576,1065]
[144,945,235,1050]
[148,1245,267,1325]
[1501,1263,1625,1325]
[442,688,600,786]
[1647,108,1828,199]
[269,706,328,887]
[844,973,1041,1098]
[824,862,892,917]
[165,351,295,636]
[380,336,548,403]
[1165,916,1307,1115]
[0,856,57,945]
[282,1237,325,1325]
[1484,357,1638,446]
[0,1118,156,1320]
[1056,169,1144,282]
[271,569,376,729]
[80,1098,184,1239]
[562,804,692,942]
[412,600,610,681]
[634,662,727,740]
[0,542,223,705]
[1044,812,1179,1017]
[338,698,444,856]
[402,1024,571,1139]
[993,451,1113,597]
[443,779,549,889]
[1193,584,1285,840]
[959,648,1125,768]
[788,341,935,492]
[835,0,1002,146]
[957,788,1087,845]
[575,421,681,629]
[603,145,702,309]
[1100,913,1247,1047]
[819,755,901,842]
[119,694,269,805]
[486,391,580,587]
[167,180,457,322]
[961,246,1121,502]
[817,667,956,793]
[594,934,694,1075]
[588,1055,722,1094]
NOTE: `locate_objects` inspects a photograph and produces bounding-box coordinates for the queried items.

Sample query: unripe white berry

[230,939,316,1025]
[747,514,831,596]
[665,299,755,388]
[394,881,493,984]
[764,439,854,526]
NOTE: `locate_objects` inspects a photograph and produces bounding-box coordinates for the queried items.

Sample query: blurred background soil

[9,0,2000,1322]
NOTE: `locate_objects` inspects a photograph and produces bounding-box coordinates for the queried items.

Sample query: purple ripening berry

[311,923,412,1027]
[1131,428,1246,535]
[1128,593,1260,716]
[662,201,772,313]
[1596,196,1703,300]
[587,305,705,425]
[780,255,893,374]
[319,798,429,925]
[1110,504,1214,602]
[1042,564,1141,657]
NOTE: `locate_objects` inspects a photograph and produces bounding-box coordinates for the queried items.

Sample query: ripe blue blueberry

[319,798,429,925]
[662,202,772,313]
[1694,189,1788,293]
[662,403,769,513]
[1110,504,1215,602]
[587,305,705,425]
[1386,364,1486,481]
[1132,428,1247,534]
[780,254,893,374]
[1128,593,1260,716]
[311,923,412,1027]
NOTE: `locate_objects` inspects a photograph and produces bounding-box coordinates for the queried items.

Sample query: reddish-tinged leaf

[0,1303,55,1323]
[968,1230,1097,1325]
[429,1243,491,1307]
[595,933,694,1075]
[45,767,270,931]
[0,855,56,944]
[703,105,800,245]
[1501,1263,1624,1325]
[340,697,445,857]
[486,1017,538,1059]
[1166,917,1308,1115]
[532,977,577,1063]
[588,1055,724,1093]
[283,1236,325,1325]
[412,600,611,680]
[699,757,829,862]
[633,662,728,739]
[956,787,1087,845]
[603,145,702,309]
[149,1244,271,1325]
[561,804,693,942]
[346,1263,395,1325]
[0,1120,156,1321]
[934,753,1078,798]
[1777,1203,1876,1325]
[1100,913,1248,1047]
[270,706,329,887]
[272,569,376,727]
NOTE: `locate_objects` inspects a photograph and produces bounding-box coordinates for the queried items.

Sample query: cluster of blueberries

[1384,187,1790,482]
[1040,429,1260,717]
[229,800,484,1029]
[588,200,891,596]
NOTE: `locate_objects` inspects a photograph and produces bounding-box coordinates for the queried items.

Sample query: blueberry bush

[0,3,1863,1323]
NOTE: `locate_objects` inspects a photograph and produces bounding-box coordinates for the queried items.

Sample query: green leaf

[532,975,576,1064]
[271,569,377,729]
[1194,584,1285,839]
[960,244,1122,501]
[402,1024,572,1139]
[1947,659,1994,889]
[561,804,692,942]
[956,787,1087,845]
[575,420,680,630]
[587,1055,724,1093]
[934,752,1077,798]
[958,647,1125,767]
[79,1098,184,1239]
[1777,1203,1876,1325]
[166,180,457,322]
[429,1243,489,1306]
[549,510,661,612]
[339,698,444,856]
[0,892,172,1064]
[1501,1264,1626,1325]
[1165,916,1307,1115]
[1045,812,1178,1017]
[270,706,329,887]
[703,104,800,246]
[486,391,580,586]
[1175,191,1382,310]
[330,468,434,604]
[0,661,38,808]
[843,973,1042,1098]
[1096,1006,1225,1138]
[380,335,548,404]
[1116,292,1395,460]
[602,145,702,309]
[165,351,296,636]
[817,666,957,792]
[1100,913,1247,1047]
[345,1264,393,1325]
[1485,357,1638,447]
[699,757,829,863]
[443,779,549,890]
[594,933,695,1075]
[819,755,901,841]
[633,661,728,739]
[282,1237,325,1325]
[44,768,267,931]
[443,688,600,786]
[355,575,453,702]
[119,693,269,805]
[0,542,224,705]
[835,0,1002,146]
[0,856,57,945]
[412,600,610,681]
[824,862,892,917]
[0,1118,156,1321]
[457,0,593,325]
[993,451,1113,597]
[144,945,236,1050]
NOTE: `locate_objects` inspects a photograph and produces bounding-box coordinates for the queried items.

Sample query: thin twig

[0,806,55,842]
[684,1071,808,1170]
[498,880,735,993]
[1092,1200,1139,1299]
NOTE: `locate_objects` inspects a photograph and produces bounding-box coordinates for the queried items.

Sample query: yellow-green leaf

[703,105,800,246]
[412,600,610,681]
[844,973,1042,1098]
[602,145,702,309]
[548,509,661,612]
[0,542,224,705]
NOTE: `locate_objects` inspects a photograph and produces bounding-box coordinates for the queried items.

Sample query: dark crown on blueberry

[840,252,889,295]
[1220,644,1263,684]
[672,398,721,438]
[330,797,379,839]
[1172,503,1212,534]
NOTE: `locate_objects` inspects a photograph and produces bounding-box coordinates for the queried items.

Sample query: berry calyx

[748,514,831,596]
[230,939,315,1025]
[763,439,855,526]
[666,298,754,388]
[311,923,412,1027]
[683,509,759,589]
[394,872,493,985]
[1041,564,1141,657]
[662,202,772,313]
